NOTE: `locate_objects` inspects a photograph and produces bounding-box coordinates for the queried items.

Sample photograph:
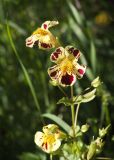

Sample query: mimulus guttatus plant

[25,20,110,160]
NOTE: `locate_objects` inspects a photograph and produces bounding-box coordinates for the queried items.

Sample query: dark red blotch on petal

[41,43,52,48]
[51,55,56,60]
[45,142,48,150]
[56,48,61,52]
[68,47,74,53]
[50,71,57,77]
[43,24,47,29]
[73,49,79,57]
[61,73,74,85]
[78,69,84,75]
[54,52,60,58]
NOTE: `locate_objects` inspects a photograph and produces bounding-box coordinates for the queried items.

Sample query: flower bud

[87,141,97,160]
[91,77,101,88]
[81,124,89,133]
[99,124,111,138]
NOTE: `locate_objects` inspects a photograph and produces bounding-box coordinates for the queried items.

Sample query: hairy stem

[50,154,53,160]
[58,85,68,97]
[74,103,80,130]
[71,86,75,137]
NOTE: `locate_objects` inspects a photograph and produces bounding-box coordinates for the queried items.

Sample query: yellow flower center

[59,57,74,75]
[43,134,56,145]
[33,28,48,36]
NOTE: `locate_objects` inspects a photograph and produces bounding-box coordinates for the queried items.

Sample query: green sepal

[57,97,76,106]
[99,124,111,138]
[49,80,59,86]
[87,141,97,160]
[91,76,102,88]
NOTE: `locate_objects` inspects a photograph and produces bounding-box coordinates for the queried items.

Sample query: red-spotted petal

[50,47,65,63]
[75,63,86,79]
[65,46,81,59]
[39,42,52,49]
[41,21,59,30]
[41,139,61,153]
[48,65,60,80]
[60,73,76,86]
[26,35,39,48]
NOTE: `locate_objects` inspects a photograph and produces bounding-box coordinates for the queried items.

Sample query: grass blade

[68,17,87,47]
[67,0,83,26]
[90,40,97,75]
[6,21,44,124]
[80,53,95,80]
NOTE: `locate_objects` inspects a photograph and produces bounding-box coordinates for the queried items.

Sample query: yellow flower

[95,11,111,26]
[26,21,59,49]
[48,46,86,87]
[34,124,62,153]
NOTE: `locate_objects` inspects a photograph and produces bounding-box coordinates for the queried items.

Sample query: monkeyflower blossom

[48,46,86,87]
[34,124,64,153]
[26,21,59,49]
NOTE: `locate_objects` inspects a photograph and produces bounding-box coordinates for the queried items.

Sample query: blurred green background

[0,0,114,159]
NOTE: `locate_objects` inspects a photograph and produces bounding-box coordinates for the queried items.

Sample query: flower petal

[38,31,58,49]
[34,131,44,147]
[65,46,81,59]
[39,42,52,49]
[60,73,76,86]
[26,35,39,48]
[41,139,61,153]
[51,139,61,152]
[75,63,86,79]
[41,21,59,30]
[43,124,58,134]
[50,47,65,63]
[48,65,60,80]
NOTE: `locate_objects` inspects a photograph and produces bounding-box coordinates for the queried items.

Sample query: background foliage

[0,0,114,159]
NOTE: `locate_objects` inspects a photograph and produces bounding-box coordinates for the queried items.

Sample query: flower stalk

[50,154,53,160]
[74,103,80,130]
[71,86,75,137]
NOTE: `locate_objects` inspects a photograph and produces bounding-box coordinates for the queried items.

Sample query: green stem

[58,85,68,97]
[96,157,112,160]
[71,86,75,137]
[50,154,53,160]
[71,104,75,137]
[74,103,80,130]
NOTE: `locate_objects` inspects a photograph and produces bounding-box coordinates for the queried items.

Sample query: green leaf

[43,113,70,133]
[83,88,96,98]
[9,20,27,35]
[6,21,44,124]
[74,88,96,104]
[19,152,46,160]
[67,0,83,26]
[80,53,95,80]
[58,88,96,106]
[68,17,87,47]
[82,95,96,103]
